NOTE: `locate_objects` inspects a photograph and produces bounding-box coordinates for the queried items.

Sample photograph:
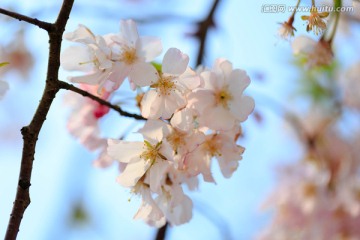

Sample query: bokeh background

[1,0,359,239]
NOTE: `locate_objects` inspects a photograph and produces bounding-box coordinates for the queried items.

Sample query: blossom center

[140,140,165,164]
[214,89,233,108]
[166,129,186,153]
[302,183,317,198]
[152,74,175,95]
[120,46,138,65]
[203,137,221,157]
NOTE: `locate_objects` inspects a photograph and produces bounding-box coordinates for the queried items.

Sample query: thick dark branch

[58,81,146,120]
[155,222,168,240]
[5,1,74,239]
[0,8,52,31]
[194,0,221,66]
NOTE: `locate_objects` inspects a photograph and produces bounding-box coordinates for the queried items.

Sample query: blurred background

[1,0,359,239]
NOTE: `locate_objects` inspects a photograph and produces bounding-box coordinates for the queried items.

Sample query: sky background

[1,0,357,239]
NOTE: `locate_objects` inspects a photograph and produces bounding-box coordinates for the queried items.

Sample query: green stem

[329,0,342,43]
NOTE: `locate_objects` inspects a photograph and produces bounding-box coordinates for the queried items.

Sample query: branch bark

[58,80,145,120]
[0,8,52,31]
[3,1,74,239]
[194,0,221,66]
[155,222,168,240]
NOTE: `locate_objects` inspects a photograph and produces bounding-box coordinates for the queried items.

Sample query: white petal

[117,158,151,187]
[129,62,158,87]
[201,71,222,91]
[214,58,233,80]
[229,95,255,122]
[292,36,316,55]
[162,48,189,75]
[64,24,95,44]
[138,119,171,141]
[171,108,196,132]
[107,139,143,163]
[120,19,139,45]
[149,160,169,193]
[200,106,235,131]
[228,69,250,95]
[61,46,93,71]
[137,36,162,62]
[178,68,201,90]
[141,90,164,119]
[167,195,193,225]
[187,89,215,114]
[163,91,186,119]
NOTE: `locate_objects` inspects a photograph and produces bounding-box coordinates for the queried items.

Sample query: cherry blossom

[278,18,296,41]
[140,48,200,119]
[188,59,254,130]
[61,18,254,228]
[301,7,329,35]
[61,20,162,91]
[292,36,333,67]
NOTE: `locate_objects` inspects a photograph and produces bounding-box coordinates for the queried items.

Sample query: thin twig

[58,81,146,120]
[194,0,221,66]
[4,1,74,239]
[0,8,52,31]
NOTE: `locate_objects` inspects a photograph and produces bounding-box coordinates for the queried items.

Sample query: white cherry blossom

[141,48,200,119]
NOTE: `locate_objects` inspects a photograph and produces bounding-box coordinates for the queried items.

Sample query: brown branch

[58,80,146,120]
[0,8,52,31]
[194,0,221,66]
[155,222,168,240]
[4,1,74,239]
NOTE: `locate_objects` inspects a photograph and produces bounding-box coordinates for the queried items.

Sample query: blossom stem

[58,81,146,120]
[0,8,52,31]
[328,0,342,43]
[290,0,302,19]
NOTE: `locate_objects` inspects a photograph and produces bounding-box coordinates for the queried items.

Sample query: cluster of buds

[61,19,254,226]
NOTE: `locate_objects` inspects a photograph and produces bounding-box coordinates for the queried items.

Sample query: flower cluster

[61,20,254,226]
[276,2,337,68]
[258,130,360,240]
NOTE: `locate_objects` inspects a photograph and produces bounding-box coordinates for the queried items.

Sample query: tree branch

[155,222,168,240]
[0,8,52,31]
[194,0,221,66]
[58,80,146,120]
[4,1,74,239]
